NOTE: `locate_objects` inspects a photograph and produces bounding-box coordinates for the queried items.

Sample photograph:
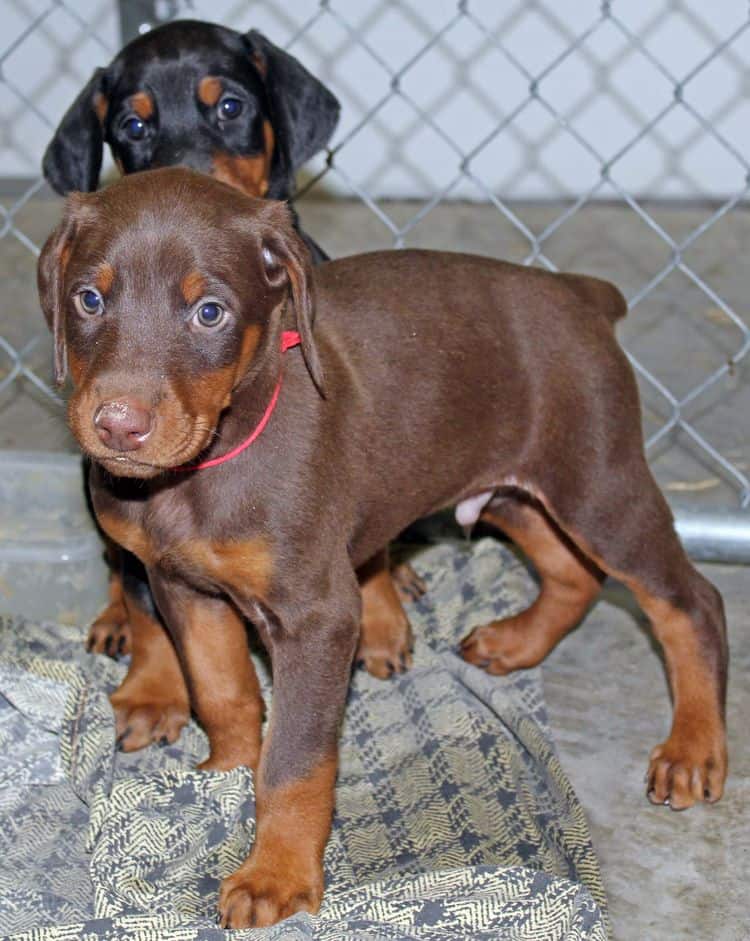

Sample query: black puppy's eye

[194,302,225,328]
[219,97,243,120]
[121,116,146,140]
[75,289,104,316]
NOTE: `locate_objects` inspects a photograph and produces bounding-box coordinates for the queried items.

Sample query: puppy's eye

[194,301,225,329]
[219,97,243,120]
[121,116,146,140]
[75,289,104,316]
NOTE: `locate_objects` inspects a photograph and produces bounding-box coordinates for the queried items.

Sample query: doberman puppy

[43,19,338,262]
[43,19,419,679]
[38,168,728,928]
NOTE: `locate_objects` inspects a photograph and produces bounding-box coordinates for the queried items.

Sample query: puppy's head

[38,167,322,479]
[42,20,339,199]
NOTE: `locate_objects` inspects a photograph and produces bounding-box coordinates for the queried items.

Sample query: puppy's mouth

[79,421,217,480]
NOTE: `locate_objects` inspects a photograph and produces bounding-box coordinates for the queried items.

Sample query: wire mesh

[0,0,748,507]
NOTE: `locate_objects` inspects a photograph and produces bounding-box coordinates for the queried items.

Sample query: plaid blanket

[0,539,608,940]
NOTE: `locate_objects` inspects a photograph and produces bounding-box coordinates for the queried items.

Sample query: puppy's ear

[259,204,324,397]
[37,199,83,383]
[42,69,108,194]
[243,30,340,176]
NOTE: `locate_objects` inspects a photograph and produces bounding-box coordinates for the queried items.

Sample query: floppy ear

[244,30,340,176]
[259,205,324,397]
[42,68,107,194]
[37,203,80,384]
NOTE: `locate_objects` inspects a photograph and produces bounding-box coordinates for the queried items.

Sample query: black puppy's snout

[94,399,153,451]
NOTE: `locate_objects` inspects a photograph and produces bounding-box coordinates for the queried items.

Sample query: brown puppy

[38,168,728,928]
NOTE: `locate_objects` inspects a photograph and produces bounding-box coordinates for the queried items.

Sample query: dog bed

[0,539,608,939]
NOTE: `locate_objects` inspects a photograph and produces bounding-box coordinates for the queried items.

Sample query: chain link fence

[1,1,748,550]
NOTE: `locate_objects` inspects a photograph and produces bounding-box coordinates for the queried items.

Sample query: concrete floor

[1,194,748,939]
[543,566,748,941]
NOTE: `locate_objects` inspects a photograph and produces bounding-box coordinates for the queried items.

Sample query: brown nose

[94,400,152,451]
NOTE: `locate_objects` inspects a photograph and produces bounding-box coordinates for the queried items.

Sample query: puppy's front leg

[148,575,265,772]
[219,570,360,929]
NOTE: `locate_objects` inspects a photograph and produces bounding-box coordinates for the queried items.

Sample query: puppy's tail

[561,273,628,326]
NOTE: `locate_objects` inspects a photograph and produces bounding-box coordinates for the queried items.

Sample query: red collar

[172,330,301,472]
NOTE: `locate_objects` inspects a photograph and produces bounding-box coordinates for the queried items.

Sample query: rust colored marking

[461,500,602,673]
[109,597,190,752]
[358,555,413,680]
[540,503,727,808]
[93,92,108,125]
[59,242,71,274]
[95,263,115,295]
[178,594,264,772]
[234,324,263,385]
[198,75,222,107]
[250,51,267,78]
[211,120,275,198]
[179,363,236,413]
[97,510,155,566]
[219,757,335,927]
[130,90,154,120]
[180,270,206,306]
[114,157,125,176]
[67,349,86,387]
[174,537,273,600]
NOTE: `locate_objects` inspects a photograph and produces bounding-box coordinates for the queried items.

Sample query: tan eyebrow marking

[95,263,115,295]
[93,92,108,125]
[130,91,154,120]
[181,271,207,305]
[198,76,222,107]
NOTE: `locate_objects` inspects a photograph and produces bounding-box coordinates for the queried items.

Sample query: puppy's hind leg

[461,494,603,673]
[509,465,726,810]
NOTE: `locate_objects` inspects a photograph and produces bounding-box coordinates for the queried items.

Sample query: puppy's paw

[110,689,189,752]
[391,562,426,604]
[647,734,727,809]
[219,857,322,928]
[87,602,132,657]
[460,618,543,675]
[356,618,413,680]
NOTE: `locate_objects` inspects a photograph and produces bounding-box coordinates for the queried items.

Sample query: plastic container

[0,451,108,625]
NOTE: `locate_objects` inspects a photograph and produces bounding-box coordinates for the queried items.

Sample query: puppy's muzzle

[94,399,153,451]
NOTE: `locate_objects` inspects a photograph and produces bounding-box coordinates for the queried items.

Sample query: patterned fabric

[0,539,609,940]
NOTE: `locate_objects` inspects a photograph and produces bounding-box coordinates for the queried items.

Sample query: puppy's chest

[93,490,272,600]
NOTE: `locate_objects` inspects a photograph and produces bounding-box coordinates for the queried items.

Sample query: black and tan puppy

[38,169,728,928]
[43,18,339,261]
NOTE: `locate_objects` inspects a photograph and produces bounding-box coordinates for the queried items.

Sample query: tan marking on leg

[461,499,602,674]
[219,757,335,928]
[198,76,222,107]
[626,589,727,809]
[88,539,130,656]
[176,594,264,771]
[390,559,426,603]
[357,549,413,679]
[526,492,727,809]
[96,510,155,566]
[173,537,273,600]
[110,599,190,751]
